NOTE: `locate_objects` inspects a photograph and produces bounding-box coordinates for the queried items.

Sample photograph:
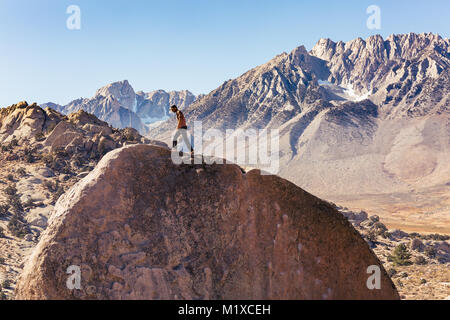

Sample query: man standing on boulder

[170,105,194,155]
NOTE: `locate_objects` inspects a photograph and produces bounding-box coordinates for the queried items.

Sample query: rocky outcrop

[0,102,156,158]
[15,144,399,300]
[0,101,65,143]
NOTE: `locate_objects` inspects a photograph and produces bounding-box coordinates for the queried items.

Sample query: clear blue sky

[0,0,449,106]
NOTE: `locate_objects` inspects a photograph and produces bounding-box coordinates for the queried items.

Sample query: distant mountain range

[150,32,449,233]
[21,32,450,232]
[42,80,196,134]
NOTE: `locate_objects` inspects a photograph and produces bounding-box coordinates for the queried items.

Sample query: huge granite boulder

[15,144,399,300]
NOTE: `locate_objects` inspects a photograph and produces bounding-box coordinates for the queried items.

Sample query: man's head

[170,105,178,113]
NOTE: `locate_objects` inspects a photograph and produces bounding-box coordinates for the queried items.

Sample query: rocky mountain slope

[150,33,450,234]
[0,101,163,299]
[311,33,449,117]
[15,144,399,300]
[43,81,196,134]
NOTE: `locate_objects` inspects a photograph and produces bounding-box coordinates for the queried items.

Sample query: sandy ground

[393,264,450,300]
[331,184,450,235]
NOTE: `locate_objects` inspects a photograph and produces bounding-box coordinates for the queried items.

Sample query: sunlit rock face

[15,144,399,300]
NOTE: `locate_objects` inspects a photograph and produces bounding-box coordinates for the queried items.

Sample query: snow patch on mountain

[343,84,372,102]
[318,80,371,102]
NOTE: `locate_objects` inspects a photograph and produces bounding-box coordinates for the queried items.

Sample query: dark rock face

[15,145,399,300]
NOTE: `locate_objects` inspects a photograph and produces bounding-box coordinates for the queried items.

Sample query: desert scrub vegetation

[7,214,29,238]
[44,180,62,193]
[16,167,27,177]
[52,184,65,205]
[9,195,24,215]
[0,137,19,151]
[0,204,10,217]
[0,226,4,238]
[22,146,37,163]
[409,232,450,241]
[422,234,450,241]
[4,183,17,196]
[71,154,89,169]
[9,138,18,147]
[388,244,412,266]
[1,279,11,290]
[40,153,54,166]
[34,131,46,142]
[43,180,65,204]
[4,184,23,215]
[41,151,72,174]
[381,231,391,239]
[43,180,54,192]
[387,268,397,278]
[424,246,437,259]
[2,183,28,238]
[365,229,378,243]
[414,255,427,265]
[0,138,18,152]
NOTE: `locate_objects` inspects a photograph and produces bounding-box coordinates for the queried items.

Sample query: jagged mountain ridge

[42,80,196,134]
[150,33,450,233]
[311,33,450,117]
[152,32,449,135]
